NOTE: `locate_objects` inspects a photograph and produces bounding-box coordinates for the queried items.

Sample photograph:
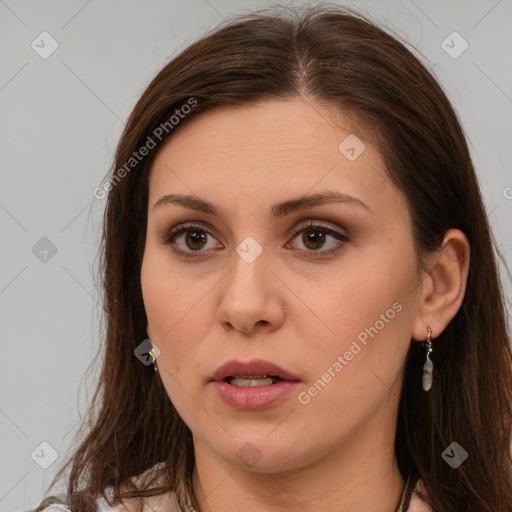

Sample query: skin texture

[141,97,470,512]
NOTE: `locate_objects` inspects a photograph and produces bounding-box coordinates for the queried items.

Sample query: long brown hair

[46,4,512,511]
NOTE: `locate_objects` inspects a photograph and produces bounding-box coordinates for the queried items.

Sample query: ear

[412,229,470,341]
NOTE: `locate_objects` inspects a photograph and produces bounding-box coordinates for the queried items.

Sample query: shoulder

[27,464,181,512]
[408,478,433,512]
[26,491,181,512]
[22,493,109,512]
[21,494,70,512]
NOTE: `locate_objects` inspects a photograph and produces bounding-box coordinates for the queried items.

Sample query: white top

[408,479,432,512]
[27,465,432,512]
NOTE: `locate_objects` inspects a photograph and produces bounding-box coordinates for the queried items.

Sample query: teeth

[229,376,274,387]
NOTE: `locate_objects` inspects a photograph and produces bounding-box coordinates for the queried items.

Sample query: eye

[287,222,349,258]
[161,221,349,259]
[161,223,222,258]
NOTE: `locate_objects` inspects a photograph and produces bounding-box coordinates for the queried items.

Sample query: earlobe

[146,324,162,351]
[411,228,470,341]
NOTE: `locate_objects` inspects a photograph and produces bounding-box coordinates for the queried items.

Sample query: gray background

[1,0,511,511]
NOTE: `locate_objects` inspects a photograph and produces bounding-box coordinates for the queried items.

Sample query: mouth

[224,375,283,387]
[212,359,301,386]
[210,360,301,411]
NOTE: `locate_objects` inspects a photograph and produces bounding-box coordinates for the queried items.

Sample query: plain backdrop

[1,0,511,511]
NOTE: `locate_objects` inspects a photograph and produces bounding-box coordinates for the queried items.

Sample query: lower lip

[212,380,299,410]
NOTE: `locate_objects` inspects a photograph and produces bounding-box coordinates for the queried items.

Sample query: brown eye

[301,229,327,250]
[288,222,349,258]
[184,230,208,250]
[162,223,223,258]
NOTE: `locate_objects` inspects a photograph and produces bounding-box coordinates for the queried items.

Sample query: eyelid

[289,219,348,238]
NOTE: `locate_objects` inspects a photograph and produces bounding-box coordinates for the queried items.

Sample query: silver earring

[146,325,158,374]
[149,345,158,373]
[422,327,433,392]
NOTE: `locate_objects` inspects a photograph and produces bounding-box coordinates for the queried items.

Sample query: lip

[211,359,300,382]
[210,359,300,411]
[212,380,299,410]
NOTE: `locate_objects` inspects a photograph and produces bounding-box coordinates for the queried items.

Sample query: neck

[190,413,405,512]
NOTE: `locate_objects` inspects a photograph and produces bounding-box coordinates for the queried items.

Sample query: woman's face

[141,97,424,473]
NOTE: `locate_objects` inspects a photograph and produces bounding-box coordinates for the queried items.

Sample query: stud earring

[422,326,433,391]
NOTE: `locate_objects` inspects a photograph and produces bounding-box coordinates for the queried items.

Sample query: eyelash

[161,222,349,259]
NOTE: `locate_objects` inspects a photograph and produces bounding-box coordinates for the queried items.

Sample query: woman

[28,4,512,512]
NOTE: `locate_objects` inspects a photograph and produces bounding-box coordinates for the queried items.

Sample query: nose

[215,247,285,336]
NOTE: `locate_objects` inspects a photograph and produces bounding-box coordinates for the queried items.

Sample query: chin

[209,436,311,474]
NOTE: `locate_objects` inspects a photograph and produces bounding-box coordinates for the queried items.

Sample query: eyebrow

[152,190,373,217]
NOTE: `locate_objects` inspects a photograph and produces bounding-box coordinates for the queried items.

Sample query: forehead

[148,98,395,217]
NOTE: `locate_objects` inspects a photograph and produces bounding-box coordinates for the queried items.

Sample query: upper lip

[212,359,300,382]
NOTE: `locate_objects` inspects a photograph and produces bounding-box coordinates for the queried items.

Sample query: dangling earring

[146,326,158,374]
[422,326,433,391]
[149,345,158,373]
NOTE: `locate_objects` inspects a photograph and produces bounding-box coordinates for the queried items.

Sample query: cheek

[141,246,197,333]
[296,296,411,434]
[297,245,417,398]
[299,256,404,349]
[141,253,184,367]
[141,252,212,386]
[332,231,417,339]
[142,276,208,421]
